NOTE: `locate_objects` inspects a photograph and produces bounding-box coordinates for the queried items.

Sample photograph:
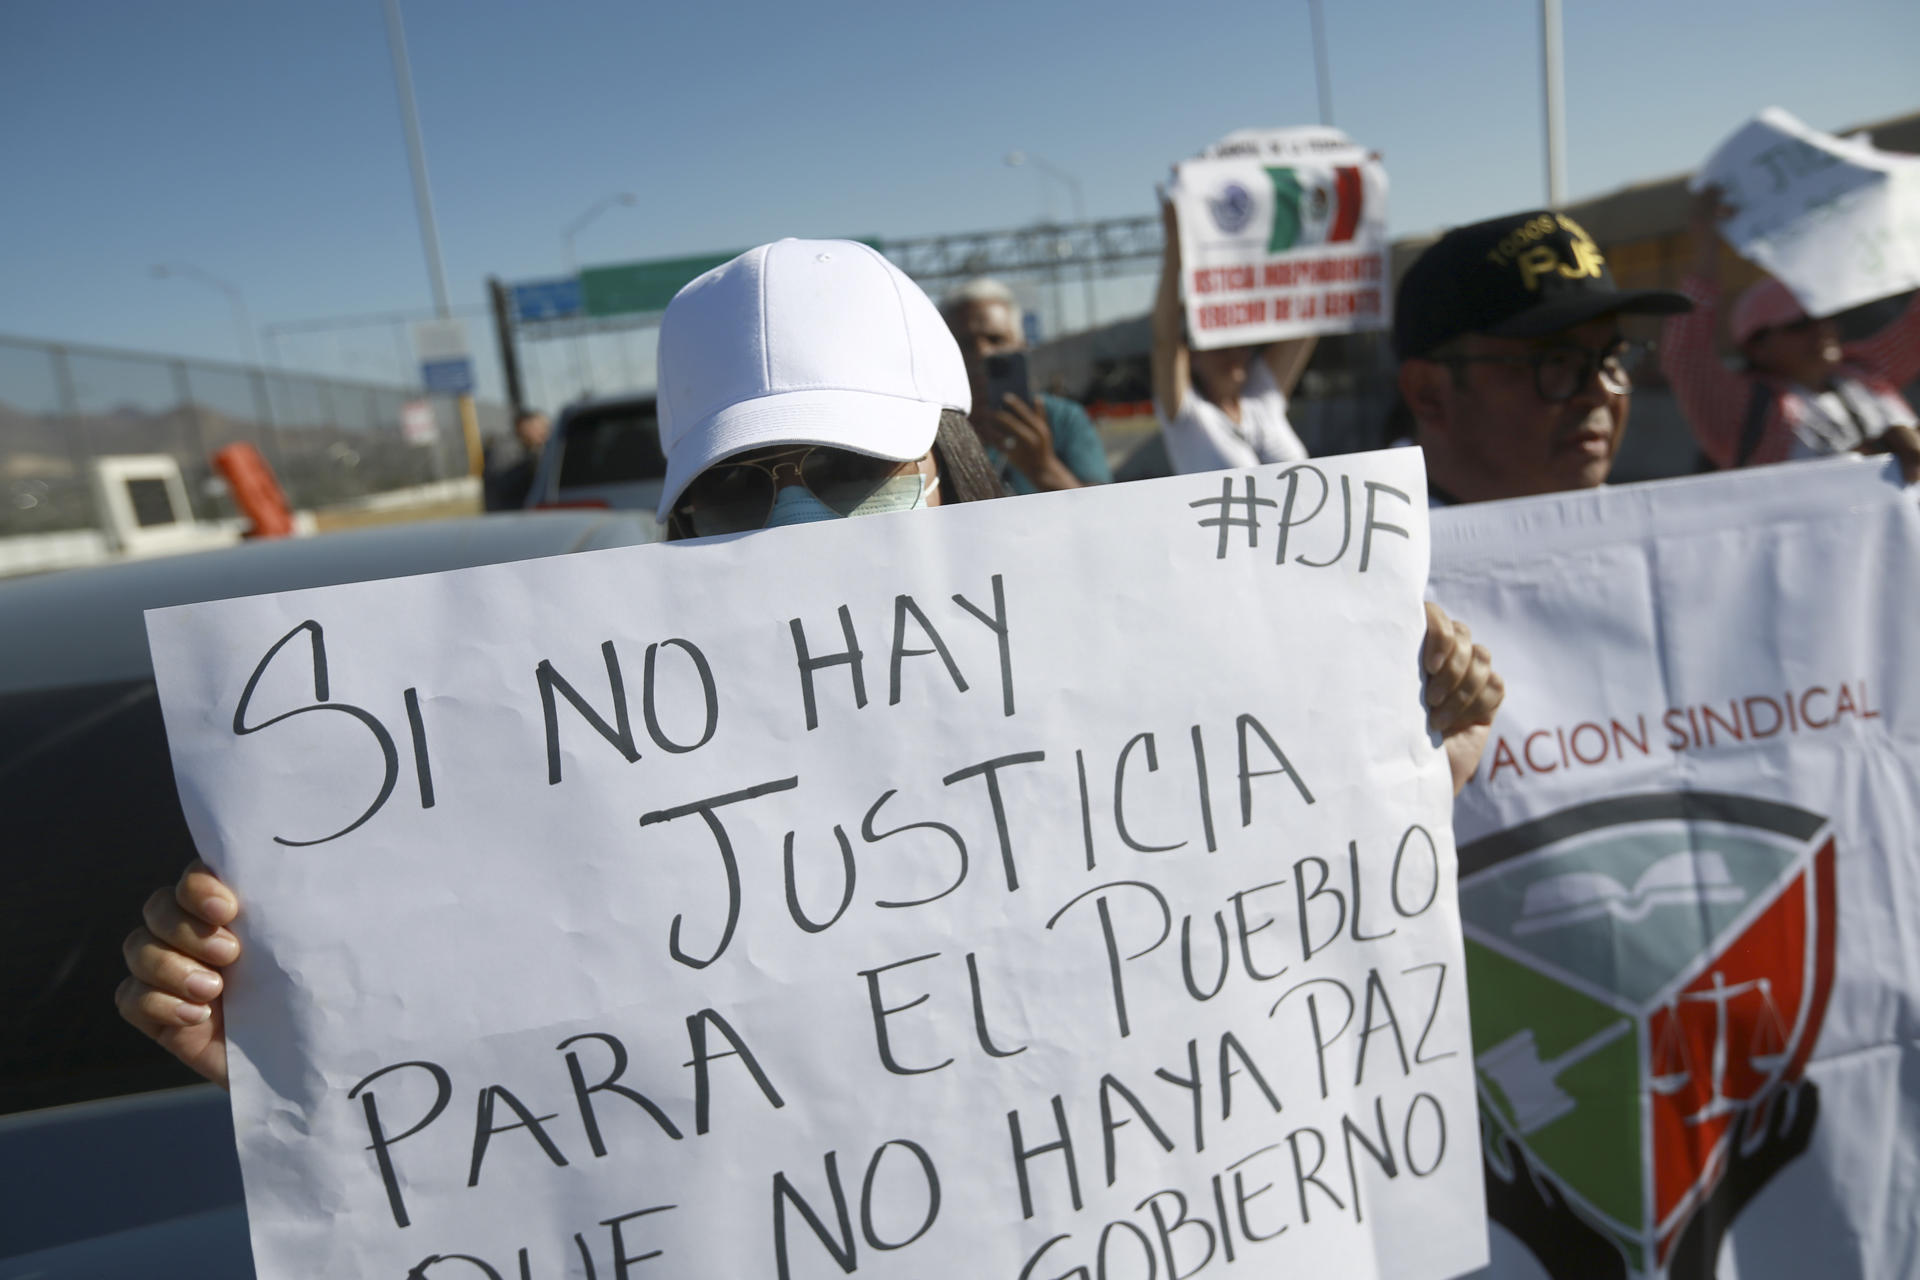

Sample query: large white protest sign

[1428,459,1920,1280]
[1169,127,1390,349]
[147,451,1485,1279]
[1697,107,1920,318]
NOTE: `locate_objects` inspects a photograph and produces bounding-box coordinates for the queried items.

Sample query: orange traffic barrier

[212,442,294,538]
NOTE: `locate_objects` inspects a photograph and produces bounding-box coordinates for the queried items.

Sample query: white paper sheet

[1697,107,1920,318]
[147,452,1484,1279]
[1170,127,1391,350]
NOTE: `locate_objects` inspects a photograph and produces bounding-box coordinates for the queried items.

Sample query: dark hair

[931,408,1005,504]
[514,409,546,426]
[664,408,1004,540]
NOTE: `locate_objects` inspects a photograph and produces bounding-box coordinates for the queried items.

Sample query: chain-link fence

[0,334,508,536]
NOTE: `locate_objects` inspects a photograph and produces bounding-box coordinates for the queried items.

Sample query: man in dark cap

[1394,210,1692,504]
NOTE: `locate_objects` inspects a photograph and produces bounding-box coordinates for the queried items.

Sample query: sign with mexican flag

[1169,127,1390,349]
[1428,458,1920,1280]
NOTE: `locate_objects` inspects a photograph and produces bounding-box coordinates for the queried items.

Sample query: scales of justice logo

[1458,792,1836,1279]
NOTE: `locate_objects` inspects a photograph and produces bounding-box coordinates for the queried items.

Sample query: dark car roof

[0,510,658,1116]
[0,510,657,696]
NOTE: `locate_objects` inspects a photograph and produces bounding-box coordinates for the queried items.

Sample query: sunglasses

[676,446,928,536]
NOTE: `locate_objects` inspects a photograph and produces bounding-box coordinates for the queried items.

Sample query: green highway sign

[579,240,885,318]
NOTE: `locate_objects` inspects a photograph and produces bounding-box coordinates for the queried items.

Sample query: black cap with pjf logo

[1392,210,1691,360]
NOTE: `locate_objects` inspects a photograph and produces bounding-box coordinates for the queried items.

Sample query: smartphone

[982,351,1032,412]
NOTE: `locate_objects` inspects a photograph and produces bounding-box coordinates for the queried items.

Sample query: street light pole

[151,263,259,366]
[564,191,638,276]
[381,0,481,475]
[561,192,637,400]
[382,0,451,317]
[1541,0,1568,207]
[1006,151,1099,334]
[1307,0,1335,127]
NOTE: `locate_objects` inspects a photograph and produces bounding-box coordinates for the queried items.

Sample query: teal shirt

[987,394,1113,495]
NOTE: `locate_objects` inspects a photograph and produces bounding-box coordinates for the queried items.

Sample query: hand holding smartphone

[982,351,1032,412]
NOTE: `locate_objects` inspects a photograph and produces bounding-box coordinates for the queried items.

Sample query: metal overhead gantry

[485,215,1168,413]
[881,215,1163,293]
[256,215,1171,416]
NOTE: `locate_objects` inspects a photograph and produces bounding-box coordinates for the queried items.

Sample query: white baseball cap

[655,238,972,521]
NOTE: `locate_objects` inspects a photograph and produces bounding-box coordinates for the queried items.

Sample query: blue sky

[3,0,1916,407]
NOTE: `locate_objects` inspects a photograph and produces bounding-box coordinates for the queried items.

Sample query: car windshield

[556,406,666,489]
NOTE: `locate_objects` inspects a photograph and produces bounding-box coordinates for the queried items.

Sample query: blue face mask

[762,473,935,528]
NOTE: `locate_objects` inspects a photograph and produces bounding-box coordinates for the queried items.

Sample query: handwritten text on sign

[1172,127,1391,350]
[1696,106,1920,318]
[146,451,1485,1279]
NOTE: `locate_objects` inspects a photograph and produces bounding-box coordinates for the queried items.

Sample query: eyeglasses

[1430,338,1649,403]
[676,446,927,536]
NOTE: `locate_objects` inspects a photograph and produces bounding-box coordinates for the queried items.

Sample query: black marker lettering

[888,594,968,705]
[468,1084,569,1187]
[233,620,398,846]
[942,751,1046,892]
[641,777,798,969]
[1359,481,1412,572]
[683,1007,785,1135]
[857,951,953,1076]
[951,573,1015,717]
[1008,1095,1081,1220]
[537,641,639,785]
[790,606,866,732]
[557,1031,683,1158]
[1114,732,1187,853]
[349,1059,451,1228]
[642,639,718,753]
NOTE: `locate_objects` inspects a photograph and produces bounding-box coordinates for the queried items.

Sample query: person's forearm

[1151,237,1187,419]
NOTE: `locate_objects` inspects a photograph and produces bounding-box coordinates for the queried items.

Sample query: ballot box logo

[1265,164,1364,252]
[1458,791,1835,1279]
[1207,180,1256,235]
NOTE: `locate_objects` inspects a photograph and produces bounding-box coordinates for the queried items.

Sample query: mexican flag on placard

[1264,162,1366,251]
[1170,126,1390,349]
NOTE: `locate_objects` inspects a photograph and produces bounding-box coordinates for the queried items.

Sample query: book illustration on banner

[1457,791,1836,1280]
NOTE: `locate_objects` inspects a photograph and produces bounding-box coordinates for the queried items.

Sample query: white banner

[1696,107,1920,318]
[147,453,1487,1279]
[1428,459,1920,1280]
[1170,127,1391,350]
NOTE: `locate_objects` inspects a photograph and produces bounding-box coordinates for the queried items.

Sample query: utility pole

[381,0,481,475]
[1308,0,1334,127]
[1541,0,1568,207]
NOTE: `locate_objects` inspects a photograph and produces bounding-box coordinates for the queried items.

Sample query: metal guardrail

[0,334,508,537]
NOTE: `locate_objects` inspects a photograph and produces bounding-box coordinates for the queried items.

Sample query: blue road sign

[511,277,585,322]
[421,357,475,394]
